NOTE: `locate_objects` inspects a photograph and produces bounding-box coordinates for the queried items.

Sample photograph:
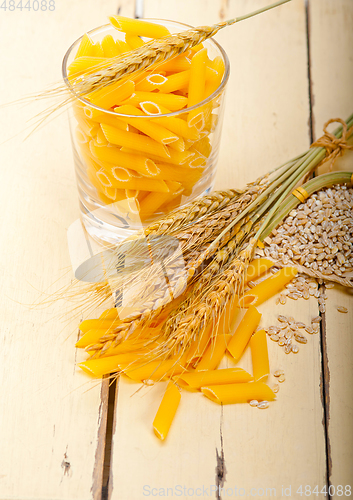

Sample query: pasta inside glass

[62,19,230,244]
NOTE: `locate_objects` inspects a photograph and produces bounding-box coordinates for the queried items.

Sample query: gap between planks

[306,2,332,496]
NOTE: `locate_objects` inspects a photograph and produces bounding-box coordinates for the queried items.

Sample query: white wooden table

[1,1,352,499]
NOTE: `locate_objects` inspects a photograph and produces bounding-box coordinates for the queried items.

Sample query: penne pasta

[76,328,113,349]
[87,79,135,109]
[86,110,129,131]
[68,56,109,77]
[202,382,276,405]
[140,102,200,140]
[75,33,95,59]
[250,329,270,382]
[153,382,181,441]
[137,190,180,218]
[79,353,141,377]
[109,16,171,39]
[125,34,145,50]
[122,359,185,382]
[204,56,225,98]
[244,258,274,283]
[100,124,171,159]
[101,34,120,58]
[239,267,298,307]
[99,308,119,320]
[93,41,105,57]
[92,167,170,192]
[188,48,207,126]
[96,127,109,145]
[114,105,180,144]
[89,141,159,177]
[121,91,188,111]
[79,317,122,334]
[195,334,232,371]
[154,54,191,73]
[174,368,253,391]
[153,162,203,187]
[115,39,130,55]
[227,306,262,362]
[135,73,168,92]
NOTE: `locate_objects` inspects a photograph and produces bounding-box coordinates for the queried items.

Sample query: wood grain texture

[108,2,327,498]
[309,0,353,494]
[0,1,134,499]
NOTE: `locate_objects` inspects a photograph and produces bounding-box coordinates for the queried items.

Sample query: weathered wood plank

[0,2,134,499]
[108,2,327,498]
[309,0,353,495]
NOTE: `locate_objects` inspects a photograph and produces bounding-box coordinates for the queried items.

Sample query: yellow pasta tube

[114,105,180,144]
[96,127,109,145]
[125,34,145,49]
[76,120,99,140]
[79,318,122,334]
[239,267,298,307]
[195,334,232,372]
[89,141,159,177]
[115,39,130,54]
[202,382,276,405]
[135,74,168,92]
[148,147,194,165]
[79,353,139,377]
[244,258,274,284]
[204,56,225,98]
[153,382,181,441]
[137,191,177,217]
[84,109,129,131]
[88,79,135,109]
[121,91,188,111]
[75,33,95,59]
[154,162,203,187]
[101,336,161,358]
[68,56,109,77]
[123,359,184,382]
[140,102,200,140]
[93,41,105,57]
[227,306,262,362]
[76,329,112,349]
[154,54,191,73]
[93,167,170,192]
[188,48,207,126]
[99,308,119,319]
[109,16,171,38]
[101,34,120,57]
[175,368,253,391]
[192,136,212,158]
[250,329,270,382]
[100,124,171,159]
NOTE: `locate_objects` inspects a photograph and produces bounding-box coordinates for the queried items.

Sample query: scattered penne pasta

[201,382,276,405]
[174,368,253,391]
[250,329,270,382]
[239,267,298,307]
[227,306,262,362]
[153,382,181,440]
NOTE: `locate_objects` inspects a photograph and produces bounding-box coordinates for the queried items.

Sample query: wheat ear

[68,0,291,96]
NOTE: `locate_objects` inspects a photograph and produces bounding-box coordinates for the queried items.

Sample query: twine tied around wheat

[311,118,353,170]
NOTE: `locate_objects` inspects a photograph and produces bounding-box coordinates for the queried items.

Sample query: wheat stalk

[66,0,291,97]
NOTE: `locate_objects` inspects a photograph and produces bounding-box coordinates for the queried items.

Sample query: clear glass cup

[62,19,230,244]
